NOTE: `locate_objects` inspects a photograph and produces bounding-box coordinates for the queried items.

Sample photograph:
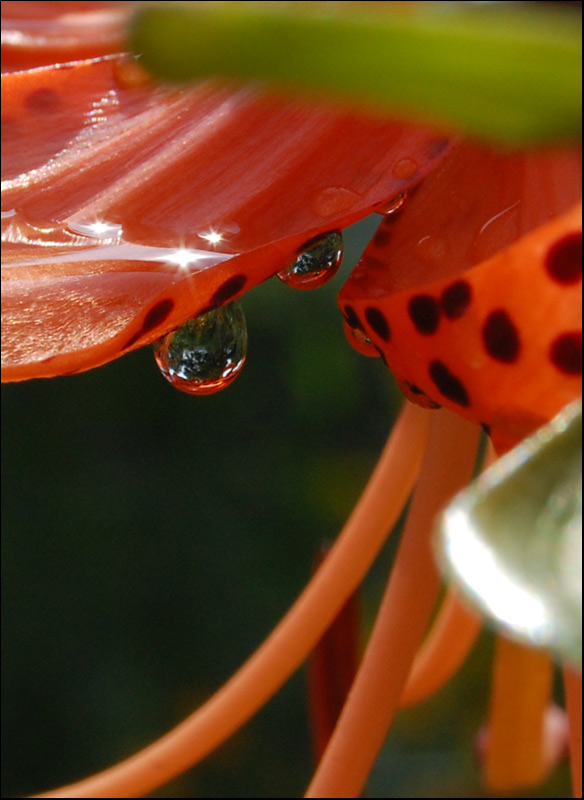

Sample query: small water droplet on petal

[112,57,155,90]
[414,234,447,265]
[311,186,361,217]
[392,158,419,180]
[376,191,408,216]
[277,231,343,290]
[153,301,247,395]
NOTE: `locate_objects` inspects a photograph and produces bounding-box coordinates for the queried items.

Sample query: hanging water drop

[153,301,247,395]
[277,231,343,290]
[376,192,408,216]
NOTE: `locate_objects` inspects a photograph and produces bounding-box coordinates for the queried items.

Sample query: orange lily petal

[1,1,129,72]
[2,53,452,382]
[339,143,582,451]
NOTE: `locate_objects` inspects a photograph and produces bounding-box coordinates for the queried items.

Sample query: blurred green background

[1,218,571,798]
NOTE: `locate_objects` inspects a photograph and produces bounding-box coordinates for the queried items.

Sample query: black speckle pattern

[210,274,247,307]
[440,280,472,320]
[364,306,391,342]
[142,299,175,333]
[343,305,365,332]
[429,360,470,407]
[545,232,582,285]
[373,346,388,366]
[403,381,441,409]
[482,310,521,363]
[408,295,440,335]
[549,332,582,375]
[123,298,175,349]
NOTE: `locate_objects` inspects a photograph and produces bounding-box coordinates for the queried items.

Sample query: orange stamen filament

[305,409,481,799]
[33,402,430,799]
[485,637,553,792]
[398,441,496,708]
[399,588,482,707]
[563,667,582,798]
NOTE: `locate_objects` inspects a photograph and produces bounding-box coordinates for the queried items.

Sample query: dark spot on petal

[364,306,391,342]
[545,232,582,285]
[403,381,441,409]
[408,295,440,335]
[210,274,247,306]
[25,88,60,114]
[122,332,142,350]
[196,304,215,318]
[549,331,582,375]
[142,298,175,333]
[441,280,472,320]
[122,298,175,349]
[373,345,388,365]
[372,227,391,249]
[429,361,470,407]
[342,305,365,332]
[481,422,492,436]
[360,254,389,272]
[426,137,450,159]
[482,310,521,363]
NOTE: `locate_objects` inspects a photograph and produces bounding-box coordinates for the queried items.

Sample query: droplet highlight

[277,231,343,290]
[67,220,123,240]
[376,192,408,216]
[153,301,247,395]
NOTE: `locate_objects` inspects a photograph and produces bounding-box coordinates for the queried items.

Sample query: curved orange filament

[305,410,481,799]
[399,441,496,709]
[399,588,482,707]
[33,402,430,799]
[485,637,554,792]
[563,667,582,798]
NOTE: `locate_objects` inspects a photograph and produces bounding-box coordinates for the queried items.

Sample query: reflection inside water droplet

[376,192,408,216]
[277,231,343,290]
[153,301,247,395]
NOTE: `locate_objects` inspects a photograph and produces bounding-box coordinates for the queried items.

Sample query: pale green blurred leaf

[437,400,582,667]
[131,2,582,145]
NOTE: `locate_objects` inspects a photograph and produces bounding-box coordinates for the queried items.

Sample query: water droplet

[414,234,447,265]
[277,231,343,290]
[376,192,408,216]
[153,301,247,395]
[112,57,154,90]
[392,158,419,180]
[311,186,361,217]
